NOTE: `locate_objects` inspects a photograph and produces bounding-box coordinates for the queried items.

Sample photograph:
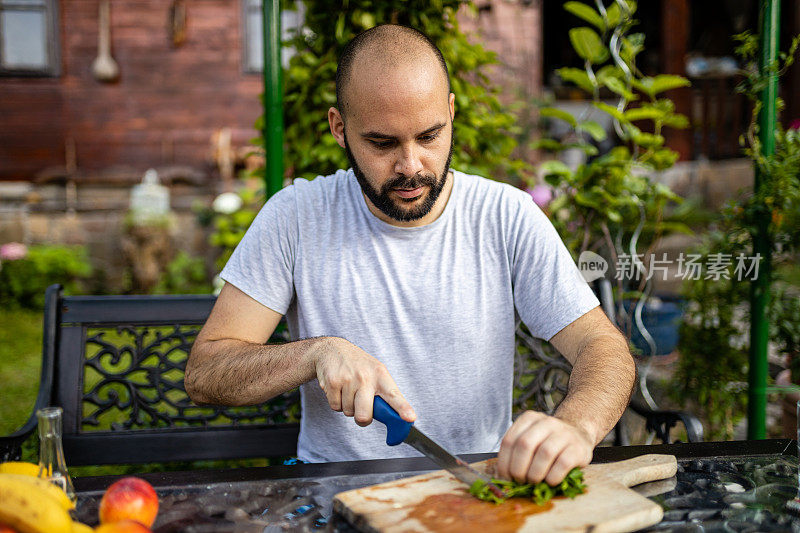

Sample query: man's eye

[419,133,440,143]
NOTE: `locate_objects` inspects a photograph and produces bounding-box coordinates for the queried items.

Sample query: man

[185,24,635,486]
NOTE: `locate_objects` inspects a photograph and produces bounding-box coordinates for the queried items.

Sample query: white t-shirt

[220,168,599,462]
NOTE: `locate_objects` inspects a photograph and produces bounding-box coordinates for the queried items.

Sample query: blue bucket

[619,297,683,356]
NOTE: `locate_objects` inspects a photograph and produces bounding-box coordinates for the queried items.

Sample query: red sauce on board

[405,491,554,533]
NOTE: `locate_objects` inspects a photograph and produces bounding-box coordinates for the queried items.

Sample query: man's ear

[328,107,346,149]
[449,92,455,121]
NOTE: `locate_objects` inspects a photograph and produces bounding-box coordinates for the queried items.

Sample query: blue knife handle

[372,396,413,446]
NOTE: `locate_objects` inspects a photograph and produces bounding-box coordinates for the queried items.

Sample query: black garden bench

[0,284,702,466]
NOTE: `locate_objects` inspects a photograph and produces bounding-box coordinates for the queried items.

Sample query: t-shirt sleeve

[218,185,298,315]
[509,193,600,341]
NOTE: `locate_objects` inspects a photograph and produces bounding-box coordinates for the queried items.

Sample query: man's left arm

[495,306,635,485]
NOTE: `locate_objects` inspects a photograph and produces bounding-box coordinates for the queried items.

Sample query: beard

[344,128,454,222]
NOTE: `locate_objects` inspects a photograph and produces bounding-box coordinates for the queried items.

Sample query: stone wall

[0,176,215,292]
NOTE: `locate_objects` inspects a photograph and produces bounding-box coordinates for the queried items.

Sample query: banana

[0,462,41,477]
[71,521,94,533]
[0,474,75,511]
[0,474,72,533]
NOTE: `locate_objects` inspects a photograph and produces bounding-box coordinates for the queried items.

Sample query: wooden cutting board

[333,454,677,533]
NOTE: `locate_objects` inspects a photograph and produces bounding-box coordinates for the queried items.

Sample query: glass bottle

[37,407,76,502]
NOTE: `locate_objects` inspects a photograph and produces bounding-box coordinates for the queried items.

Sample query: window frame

[241,0,261,74]
[240,0,303,75]
[0,0,60,77]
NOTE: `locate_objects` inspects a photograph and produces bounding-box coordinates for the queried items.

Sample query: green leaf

[539,107,577,127]
[569,27,609,64]
[576,121,607,142]
[605,3,622,27]
[624,107,664,122]
[620,33,645,64]
[650,74,691,94]
[540,160,573,177]
[647,148,680,170]
[631,77,655,98]
[633,75,690,98]
[596,65,623,84]
[662,113,690,129]
[564,1,605,30]
[602,77,637,101]
[359,11,376,29]
[335,13,345,40]
[556,67,597,93]
[632,132,665,148]
[593,101,628,122]
[606,0,637,27]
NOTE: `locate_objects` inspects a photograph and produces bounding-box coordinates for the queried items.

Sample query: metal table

[73,440,800,532]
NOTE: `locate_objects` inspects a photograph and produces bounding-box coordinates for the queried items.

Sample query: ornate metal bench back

[52,289,300,465]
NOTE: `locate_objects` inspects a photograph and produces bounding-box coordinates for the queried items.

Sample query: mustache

[383,173,437,191]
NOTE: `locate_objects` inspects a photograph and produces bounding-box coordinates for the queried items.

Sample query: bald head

[335,25,451,118]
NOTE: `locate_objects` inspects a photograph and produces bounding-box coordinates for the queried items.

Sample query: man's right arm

[184,282,416,425]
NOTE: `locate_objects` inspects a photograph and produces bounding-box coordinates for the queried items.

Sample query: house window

[242,0,304,74]
[0,0,59,76]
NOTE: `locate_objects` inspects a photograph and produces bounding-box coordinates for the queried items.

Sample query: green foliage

[771,284,800,381]
[672,225,750,440]
[258,0,530,183]
[673,31,800,437]
[207,187,261,270]
[733,31,800,249]
[469,468,586,505]
[153,251,212,295]
[0,245,92,309]
[538,1,688,268]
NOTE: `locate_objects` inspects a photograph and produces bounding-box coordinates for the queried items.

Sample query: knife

[371,396,507,499]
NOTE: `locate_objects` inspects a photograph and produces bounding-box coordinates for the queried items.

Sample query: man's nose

[394,143,424,177]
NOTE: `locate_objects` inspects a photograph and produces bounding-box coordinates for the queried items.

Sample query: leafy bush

[0,244,92,309]
[672,225,750,440]
[206,188,261,270]
[153,251,213,295]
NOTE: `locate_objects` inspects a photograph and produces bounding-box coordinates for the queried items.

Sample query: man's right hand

[314,337,416,427]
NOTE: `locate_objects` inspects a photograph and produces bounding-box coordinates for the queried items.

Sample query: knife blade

[371,396,507,499]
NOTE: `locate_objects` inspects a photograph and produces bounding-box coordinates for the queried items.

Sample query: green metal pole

[262,0,284,199]
[748,0,780,440]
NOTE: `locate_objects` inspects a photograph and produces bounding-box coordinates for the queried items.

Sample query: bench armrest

[0,415,39,462]
[628,399,704,443]
[0,284,61,461]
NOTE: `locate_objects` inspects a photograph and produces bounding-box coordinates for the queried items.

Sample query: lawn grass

[0,308,43,435]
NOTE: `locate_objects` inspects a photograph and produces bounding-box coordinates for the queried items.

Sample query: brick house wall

[0,0,262,180]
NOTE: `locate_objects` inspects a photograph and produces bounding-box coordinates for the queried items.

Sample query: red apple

[99,477,159,527]
[95,520,152,533]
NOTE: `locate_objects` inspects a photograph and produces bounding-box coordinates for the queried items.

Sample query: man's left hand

[495,410,594,486]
